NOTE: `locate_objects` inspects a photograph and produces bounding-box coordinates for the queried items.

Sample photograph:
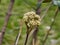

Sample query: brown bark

[32,0,42,45]
[0,0,15,45]
[24,22,31,45]
[36,0,41,14]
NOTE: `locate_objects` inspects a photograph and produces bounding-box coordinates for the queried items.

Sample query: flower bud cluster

[23,11,41,28]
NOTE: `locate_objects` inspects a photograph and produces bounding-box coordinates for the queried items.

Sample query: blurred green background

[0,0,60,45]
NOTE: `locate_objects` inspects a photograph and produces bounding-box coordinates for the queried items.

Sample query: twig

[42,7,59,45]
[24,23,33,45]
[28,28,36,41]
[24,22,29,45]
[0,0,15,45]
[32,38,35,45]
[32,0,45,45]
[14,20,23,45]
[24,32,29,45]
[41,1,53,21]
[36,0,44,14]
[24,28,35,43]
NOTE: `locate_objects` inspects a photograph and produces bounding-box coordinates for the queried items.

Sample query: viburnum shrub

[23,11,41,30]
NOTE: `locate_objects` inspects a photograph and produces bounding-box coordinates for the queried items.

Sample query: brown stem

[0,0,15,45]
[42,7,59,45]
[24,22,29,45]
[41,1,53,21]
[32,0,43,45]
[14,30,22,45]
[24,32,29,45]
[14,20,23,45]
[32,27,38,45]
[36,0,42,14]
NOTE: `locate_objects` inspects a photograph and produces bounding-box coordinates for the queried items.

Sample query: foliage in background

[0,0,60,45]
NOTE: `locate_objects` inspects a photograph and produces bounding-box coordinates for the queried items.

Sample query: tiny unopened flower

[36,20,41,25]
[30,20,35,25]
[23,16,28,22]
[35,15,40,19]
[24,11,35,16]
[29,15,34,19]
[27,23,30,27]
[28,11,36,15]
[32,21,37,26]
